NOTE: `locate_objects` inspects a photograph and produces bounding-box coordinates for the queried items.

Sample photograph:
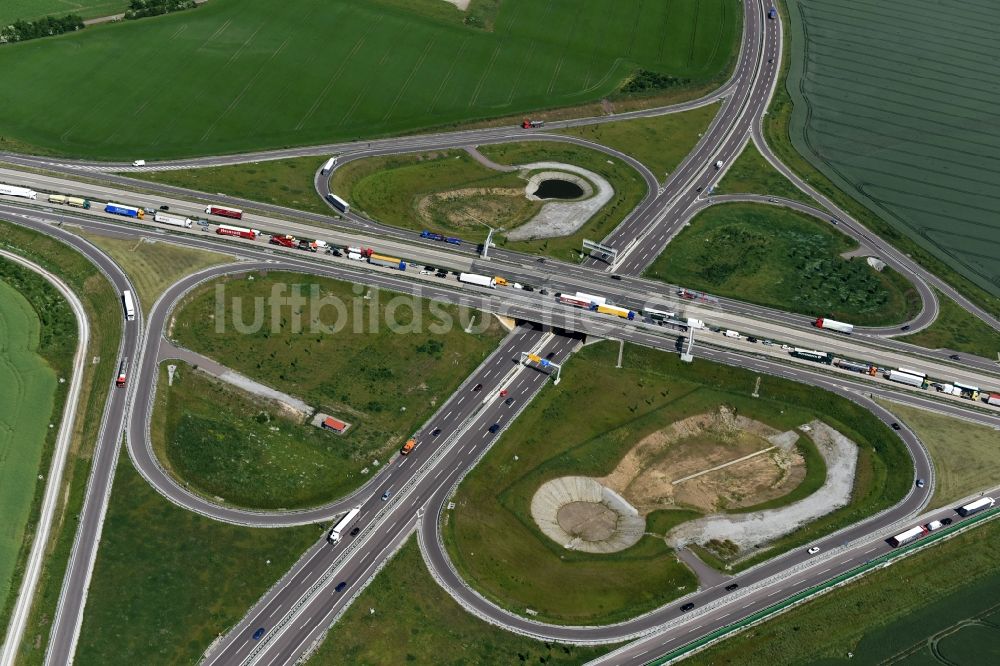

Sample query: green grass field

[167,271,505,507]
[644,203,921,326]
[0,1,128,25]
[715,141,813,204]
[76,231,233,313]
[786,0,1000,299]
[75,449,319,665]
[0,0,739,159]
[876,400,1000,511]
[688,517,1000,665]
[310,537,614,665]
[0,221,123,665]
[128,156,332,215]
[899,288,1000,359]
[444,341,909,625]
[0,279,59,624]
[556,103,721,180]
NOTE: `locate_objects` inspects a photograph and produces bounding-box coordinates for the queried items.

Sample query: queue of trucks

[889,497,995,548]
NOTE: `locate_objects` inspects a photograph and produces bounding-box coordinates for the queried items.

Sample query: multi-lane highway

[1,0,999,665]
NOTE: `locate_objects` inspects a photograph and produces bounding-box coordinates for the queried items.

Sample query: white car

[132,159,146,167]
[807,546,821,555]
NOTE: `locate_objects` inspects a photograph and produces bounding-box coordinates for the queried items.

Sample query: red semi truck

[269,234,297,248]
[205,205,243,220]
[216,224,259,240]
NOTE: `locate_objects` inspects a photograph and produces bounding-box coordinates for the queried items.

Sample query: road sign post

[582,238,617,265]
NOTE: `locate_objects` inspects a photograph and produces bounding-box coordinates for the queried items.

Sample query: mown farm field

[787,0,1000,298]
[0,0,739,159]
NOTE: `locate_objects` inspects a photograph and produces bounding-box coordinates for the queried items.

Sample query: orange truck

[400,438,416,455]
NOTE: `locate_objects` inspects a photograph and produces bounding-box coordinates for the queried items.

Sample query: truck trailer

[327,194,350,213]
[327,506,361,544]
[595,304,635,320]
[958,497,995,517]
[205,205,243,220]
[888,525,927,548]
[558,292,607,308]
[320,157,337,175]
[153,211,192,228]
[121,290,136,322]
[216,224,259,240]
[116,357,129,387]
[886,370,928,388]
[988,394,1000,407]
[105,203,143,219]
[790,348,833,364]
[269,234,297,248]
[368,253,406,270]
[815,317,854,334]
[459,273,496,289]
[67,196,91,209]
[677,288,719,304]
[48,194,67,205]
[0,184,38,199]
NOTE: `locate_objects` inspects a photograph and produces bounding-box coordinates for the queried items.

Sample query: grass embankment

[715,142,814,204]
[765,1,1000,320]
[331,149,538,236]
[76,231,233,313]
[75,451,319,665]
[164,271,505,509]
[688,516,1000,665]
[899,288,1000,359]
[876,400,1000,511]
[479,142,648,261]
[309,537,615,665]
[556,102,721,180]
[0,0,738,159]
[644,203,921,326]
[0,221,122,666]
[127,157,332,216]
[0,271,68,628]
[444,342,909,624]
[0,1,127,25]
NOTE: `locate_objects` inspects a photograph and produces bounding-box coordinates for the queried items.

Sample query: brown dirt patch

[415,187,527,228]
[556,501,618,541]
[598,407,805,514]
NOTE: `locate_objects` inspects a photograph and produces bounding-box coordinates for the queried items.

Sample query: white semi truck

[459,273,496,289]
[153,211,193,228]
[0,184,37,200]
[327,506,361,544]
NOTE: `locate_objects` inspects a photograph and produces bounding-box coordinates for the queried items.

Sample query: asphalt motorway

[201,330,582,666]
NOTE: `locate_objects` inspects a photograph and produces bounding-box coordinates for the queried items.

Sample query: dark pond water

[533,179,584,199]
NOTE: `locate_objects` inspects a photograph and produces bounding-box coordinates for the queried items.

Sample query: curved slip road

[0,251,89,666]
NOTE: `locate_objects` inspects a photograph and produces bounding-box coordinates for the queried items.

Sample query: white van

[724,330,741,339]
[926,520,943,532]
[132,159,146,167]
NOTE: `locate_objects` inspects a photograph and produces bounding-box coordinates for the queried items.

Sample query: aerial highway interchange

[0,1,998,665]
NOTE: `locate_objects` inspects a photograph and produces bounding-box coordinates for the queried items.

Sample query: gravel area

[505,162,613,241]
[665,420,859,552]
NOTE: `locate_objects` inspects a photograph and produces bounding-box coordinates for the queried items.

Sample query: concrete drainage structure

[530,476,646,553]
[506,162,613,241]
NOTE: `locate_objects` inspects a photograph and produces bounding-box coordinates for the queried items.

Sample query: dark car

[523,285,534,292]
[431,427,442,437]
[696,186,703,192]
[252,627,266,641]
[539,288,550,296]
[504,397,515,406]
[349,526,361,537]
[334,581,347,593]
[424,265,435,271]
[941,517,953,525]
[747,336,758,343]
[891,422,901,431]
[725,583,739,592]
[488,423,500,434]
[680,602,695,612]
[611,274,622,281]
[297,240,315,252]
[435,271,448,278]
[901,325,911,331]
[159,204,169,211]
[472,383,483,392]
[331,249,343,257]
[949,354,961,361]
[916,478,925,488]
[545,351,556,360]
